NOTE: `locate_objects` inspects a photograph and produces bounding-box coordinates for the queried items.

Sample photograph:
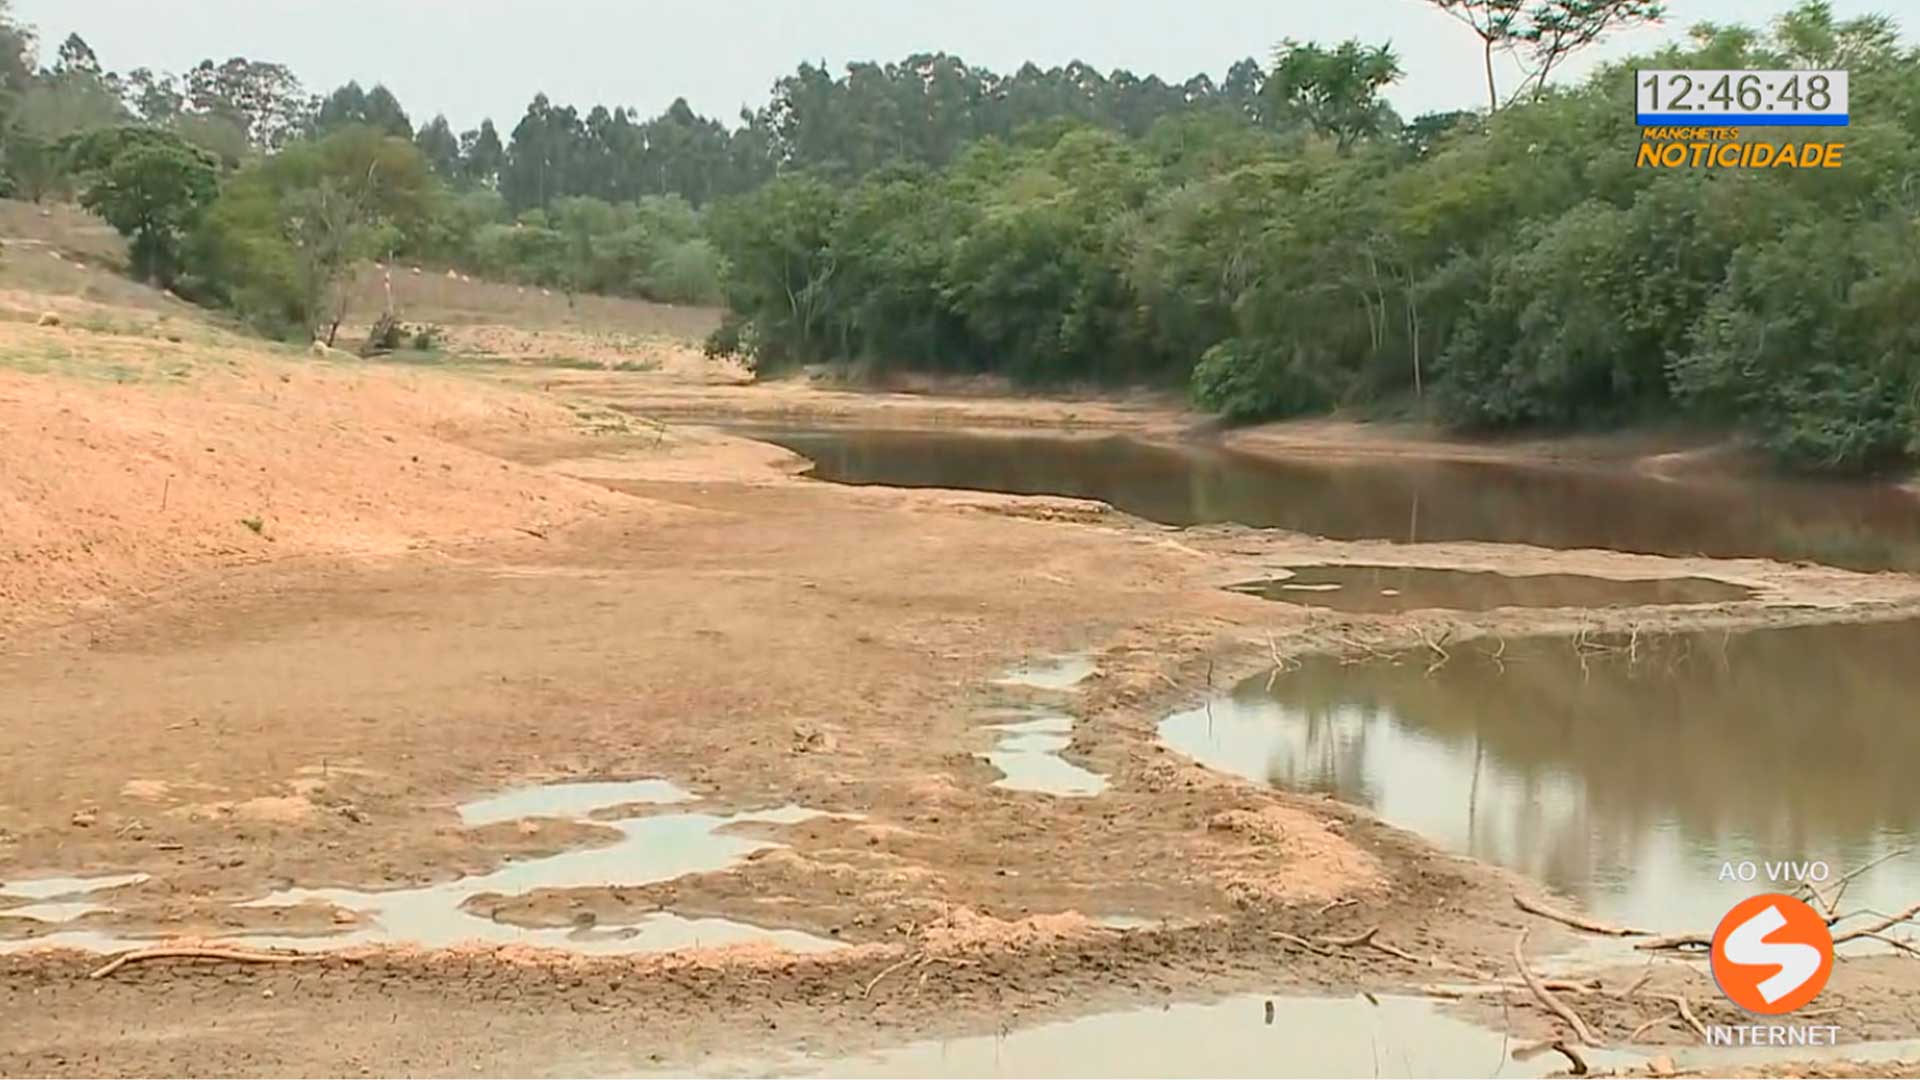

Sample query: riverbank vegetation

[2,0,1914,471]
[704,4,1919,472]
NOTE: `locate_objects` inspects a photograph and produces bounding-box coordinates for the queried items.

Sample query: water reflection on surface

[751,994,1557,1079]
[748,427,1920,571]
[1160,621,1920,933]
[0,783,841,956]
[978,710,1108,797]
[733,991,1920,1079]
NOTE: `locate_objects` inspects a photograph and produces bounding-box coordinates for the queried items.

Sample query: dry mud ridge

[4,297,1920,1076]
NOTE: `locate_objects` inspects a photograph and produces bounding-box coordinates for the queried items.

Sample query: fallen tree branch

[1628,1016,1666,1042]
[1633,932,1711,953]
[860,954,919,999]
[1272,931,1334,957]
[1654,993,1708,1042]
[1623,970,1655,999]
[1633,897,1920,959]
[89,946,319,980]
[1514,929,1598,1047]
[1313,925,1491,980]
[1849,932,1920,958]
[1417,977,1599,999]
[1318,926,1380,949]
[1803,848,1911,920]
[1832,901,1920,946]
[1512,1037,1589,1076]
[1514,893,1653,937]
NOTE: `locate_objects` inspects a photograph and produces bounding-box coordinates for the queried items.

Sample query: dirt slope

[0,321,629,637]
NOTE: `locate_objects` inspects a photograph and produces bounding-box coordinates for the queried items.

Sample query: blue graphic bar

[1637,113,1849,127]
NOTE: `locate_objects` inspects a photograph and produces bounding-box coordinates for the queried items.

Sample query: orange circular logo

[1710,893,1834,1015]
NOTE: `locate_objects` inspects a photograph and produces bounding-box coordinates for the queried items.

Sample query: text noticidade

[1637,129,1845,169]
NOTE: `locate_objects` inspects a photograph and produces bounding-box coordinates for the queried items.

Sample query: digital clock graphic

[1637,69,1850,126]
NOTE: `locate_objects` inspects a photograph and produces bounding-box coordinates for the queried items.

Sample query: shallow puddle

[1228,565,1754,614]
[745,427,1920,572]
[458,778,692,825]
[979,711,1107,797]
[0,872,149,902]
[0,873,150,927]
[1160,620,1920,934]
[240,800,838,952]
[0,788,840,956]
[993,654,1095,691]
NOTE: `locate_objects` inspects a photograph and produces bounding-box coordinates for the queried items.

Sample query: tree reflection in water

[1163,620,1920,933]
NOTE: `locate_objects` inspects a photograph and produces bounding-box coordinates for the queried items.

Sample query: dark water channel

[747,427,1920,571]
[1160,620,1920,934]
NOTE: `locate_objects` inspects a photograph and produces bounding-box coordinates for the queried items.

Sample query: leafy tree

[183,57,314,149]
[317,81,411,139]
[4,75,126,199]
[122,68,183,123]
[1516,1,1667,100]
[1426,0,1663,109]
[459,119,505,187]
[705,174,846,370]
[1266,40,1402,149]
[52,33,101,78]
[191,125,434,341]
[0,0,34,99]
[69,126,219,284]
[413,114,460,179]
[171,111,250,167]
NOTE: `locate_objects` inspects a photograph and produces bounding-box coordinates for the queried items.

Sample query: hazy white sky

[15,0,1916,131]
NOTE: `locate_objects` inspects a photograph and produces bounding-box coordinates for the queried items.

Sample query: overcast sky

[15,0,1916,131]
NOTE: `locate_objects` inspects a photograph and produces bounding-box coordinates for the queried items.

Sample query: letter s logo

[1711,893,1834,1015]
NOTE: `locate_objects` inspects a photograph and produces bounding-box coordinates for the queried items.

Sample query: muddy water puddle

[0,874,150,925]
[993,653,1095,691]
[1161,620,1920,935]
[1228,565,1753,614]
[745,427,1920,571]
[1,782,840,956]
[725,992,1920,1078]
[459,778,692,825]
[979,709,1107,797]
[978,657,1107,797]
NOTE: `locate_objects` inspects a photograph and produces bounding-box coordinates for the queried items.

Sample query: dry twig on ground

[1514,893,1654,938]
[1513,929,1598,1047]
[89,946,320,980]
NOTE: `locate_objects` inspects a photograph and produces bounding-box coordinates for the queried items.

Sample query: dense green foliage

[706,4,1920,472]
[68,126,218,284]
[186,125,438,342]
[1,1,1915,472]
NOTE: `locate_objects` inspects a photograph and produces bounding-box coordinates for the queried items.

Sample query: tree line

[706,2,1920,473]
[0,0,1280,340]
[4,0,1917,472]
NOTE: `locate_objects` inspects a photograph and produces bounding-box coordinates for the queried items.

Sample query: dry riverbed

[5,343,1920,1076]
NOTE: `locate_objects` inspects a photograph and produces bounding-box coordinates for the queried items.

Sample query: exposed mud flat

[9,348,1920,1076]
[2,779,843,957]
[1227,564,1755,613]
